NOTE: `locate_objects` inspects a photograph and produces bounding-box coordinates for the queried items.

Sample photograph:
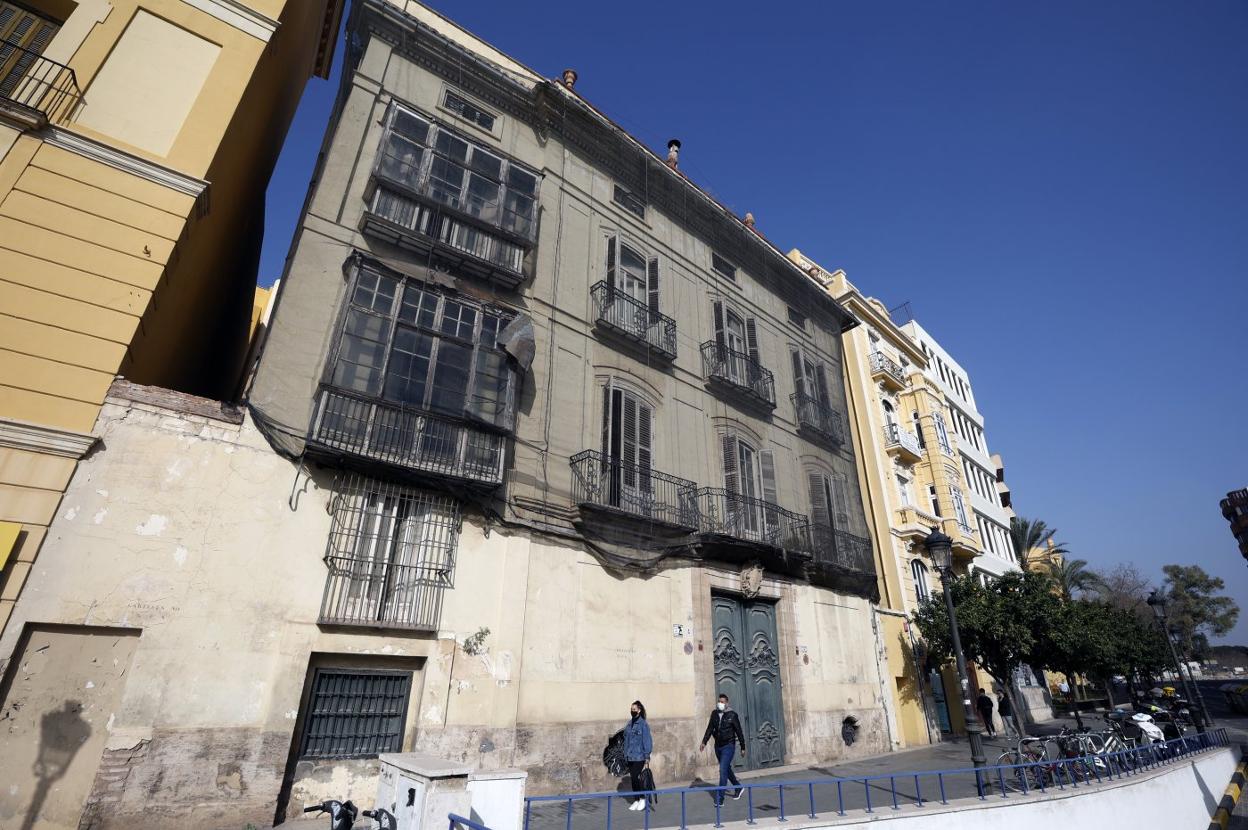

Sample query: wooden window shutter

[621,393,638,486]
[815,364,831,407]
[721,434,739,495]
[760,449,780,534]
[807,471,831,529]
[790,349,806,398]
[745,317,760,364]
[600,381,612,458]
[713,301,725,348]
[831,473,851,528]
[637,401,653,490]
[647,256,660,316]
[605,235,617,290]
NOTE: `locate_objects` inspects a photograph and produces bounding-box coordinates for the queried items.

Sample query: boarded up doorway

[0,625,139,830]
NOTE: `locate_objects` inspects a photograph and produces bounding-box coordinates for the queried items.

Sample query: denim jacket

[623,717,653,762]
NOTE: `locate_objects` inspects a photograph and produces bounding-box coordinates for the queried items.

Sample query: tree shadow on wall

[20,700,92,830]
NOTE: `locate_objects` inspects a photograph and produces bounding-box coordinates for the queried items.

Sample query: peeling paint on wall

[135,515,168,536]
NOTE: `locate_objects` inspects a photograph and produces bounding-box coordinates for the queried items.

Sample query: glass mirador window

[328,267,517,432]
[375,103,539,240]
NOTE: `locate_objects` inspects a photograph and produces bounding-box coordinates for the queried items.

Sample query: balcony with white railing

[870,351,907,390]
[883,423,923,461]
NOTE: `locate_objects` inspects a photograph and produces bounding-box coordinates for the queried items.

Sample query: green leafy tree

[911,570,1060,736]
[1009,516,1068,562]
[1161,565,1240,659]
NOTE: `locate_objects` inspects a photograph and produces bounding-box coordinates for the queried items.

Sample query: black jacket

[702,709,746,750]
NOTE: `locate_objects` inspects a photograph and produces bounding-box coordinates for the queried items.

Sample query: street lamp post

[925,529,987,773]
[1147,590,1214,731]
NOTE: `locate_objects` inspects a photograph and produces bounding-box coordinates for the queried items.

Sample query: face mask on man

[717,702,726,711]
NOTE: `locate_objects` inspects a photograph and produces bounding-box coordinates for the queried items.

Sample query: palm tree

[1049,557,1104,601]
[1009,516,1068,565]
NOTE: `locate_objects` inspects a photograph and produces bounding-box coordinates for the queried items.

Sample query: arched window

[882,400,896,425]
[911,560,930,602]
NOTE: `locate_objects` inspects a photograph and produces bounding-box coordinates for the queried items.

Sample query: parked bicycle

[994,736,1051,792]
[303,800,396,830]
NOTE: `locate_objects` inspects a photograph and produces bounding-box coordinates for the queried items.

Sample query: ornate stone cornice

[40,128,209,200]
[0,418,97,459]
[181,0,278,42]
[354,0,857,334]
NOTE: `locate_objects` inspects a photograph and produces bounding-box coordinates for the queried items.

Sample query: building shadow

[20,699,92,830]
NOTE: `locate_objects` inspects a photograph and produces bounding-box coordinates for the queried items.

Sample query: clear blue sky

[259,1,1248,642]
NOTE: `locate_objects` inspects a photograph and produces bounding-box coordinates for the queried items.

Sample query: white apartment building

[902,321,1017,579]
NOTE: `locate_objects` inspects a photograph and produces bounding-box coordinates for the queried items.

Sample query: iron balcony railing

[957,521,976,538]
[308,385,506,487]
[700,342,776,408]
[569,450,698,529]
[883,422,923,456]
[0,40,81,123]
[791,391,845,445]
[869,351,906,385]
[811,525,874,573]
[319,555,448,630]
[590,282,677,359]
[694,488,811,553]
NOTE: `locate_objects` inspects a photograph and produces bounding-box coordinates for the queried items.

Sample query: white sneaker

[630,800,644,811]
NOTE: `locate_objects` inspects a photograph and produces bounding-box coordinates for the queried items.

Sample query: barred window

[442,90,496,131]
[299,668,412,759]
[328,266,518,432]
[319,474,460,630]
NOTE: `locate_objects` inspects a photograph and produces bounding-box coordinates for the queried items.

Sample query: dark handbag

[640,767,658,805]
[602,729,627,776]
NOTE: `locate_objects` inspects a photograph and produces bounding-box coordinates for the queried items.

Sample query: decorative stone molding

[0,418,97,459]
[180,0,278,42]
[740,561,765,598]
[40,128,209,199]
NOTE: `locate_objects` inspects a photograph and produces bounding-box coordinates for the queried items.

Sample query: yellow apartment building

[789,249,985,746]
[0,0,344,637]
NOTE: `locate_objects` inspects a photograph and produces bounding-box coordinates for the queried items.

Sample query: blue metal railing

[522,729,1230,830]
[450,813,493,830]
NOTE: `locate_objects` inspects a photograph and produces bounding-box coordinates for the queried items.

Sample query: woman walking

[623,700,654,811]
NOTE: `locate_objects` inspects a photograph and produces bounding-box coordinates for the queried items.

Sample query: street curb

[1209,754,1248,830]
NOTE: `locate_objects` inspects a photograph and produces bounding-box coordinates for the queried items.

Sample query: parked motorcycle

[303,800,396,830]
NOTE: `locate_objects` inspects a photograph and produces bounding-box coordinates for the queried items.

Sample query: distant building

[1221,488,1248,564]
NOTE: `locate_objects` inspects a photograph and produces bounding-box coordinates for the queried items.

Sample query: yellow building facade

[789,250,985,747]
[0,0,343,636]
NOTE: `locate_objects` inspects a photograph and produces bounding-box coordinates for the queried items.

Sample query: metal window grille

[299,668,412,759]
[319,473,461,631]
[443,90,496,131]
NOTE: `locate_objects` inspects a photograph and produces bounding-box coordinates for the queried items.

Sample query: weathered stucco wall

[0,391,890,828]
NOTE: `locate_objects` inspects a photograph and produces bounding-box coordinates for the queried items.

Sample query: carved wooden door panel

[711,593,785,770]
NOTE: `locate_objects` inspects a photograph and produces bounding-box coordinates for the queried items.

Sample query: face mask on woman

[631,709,640,720]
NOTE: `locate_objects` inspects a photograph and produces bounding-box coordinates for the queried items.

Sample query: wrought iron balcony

[700,342,776,409]
[869,351,907,388]
[694,488,811,553]
[590,282,677,360]
[307,385,506,488]
[810,525,875,574]
[569,450,698,529]
[883,422,923,459]
[791,392,844,445]
[0,41,81,126]
[362,187,526,286]
[319,555,447,631]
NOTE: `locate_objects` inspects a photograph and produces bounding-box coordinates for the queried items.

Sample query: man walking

[976,688,996,737]
[996,688,1016,738]
[701,693,746,805]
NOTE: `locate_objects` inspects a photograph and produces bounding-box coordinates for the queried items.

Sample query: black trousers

[628,761,646,801]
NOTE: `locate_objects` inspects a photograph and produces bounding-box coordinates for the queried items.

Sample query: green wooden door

[711,593,785,770]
